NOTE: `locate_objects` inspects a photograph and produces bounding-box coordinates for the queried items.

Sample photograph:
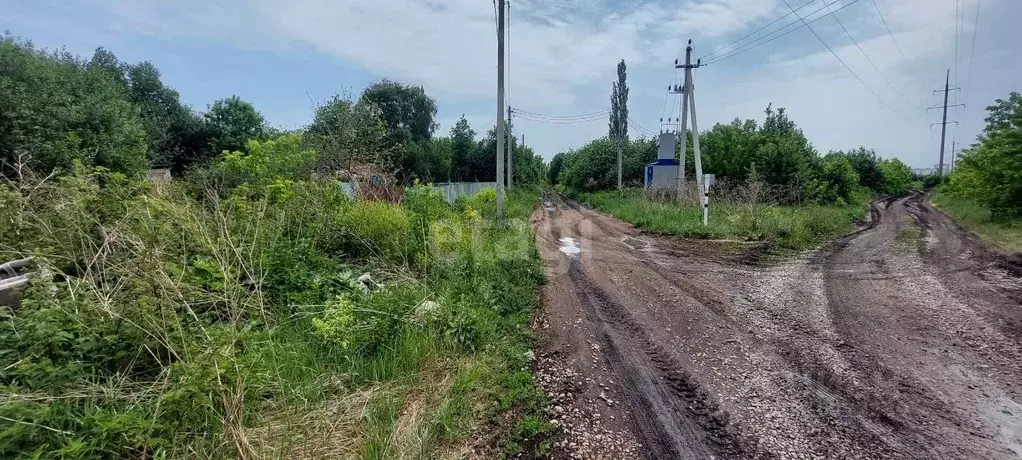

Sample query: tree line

[0,34,544,186]
[944,92,1022,218]
[552,103,916,205]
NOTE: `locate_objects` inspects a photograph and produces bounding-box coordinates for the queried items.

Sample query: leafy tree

[949,91,1022,217]
[425,137,453,182]
[306,95,393,173]
[0,36,147,175]
[701,118,759,180]
[204,96,267,159]
[608,60,629,139]
[548,153,566,184]
[449,116,476,181]
[982,92,1022,133]
[878,158,914,195]
[216,133,316,191]
[124,61,205,169]
[559,137,655,191]
[838,147,884,192]
[360,80,438,147]
[809,153,860,204]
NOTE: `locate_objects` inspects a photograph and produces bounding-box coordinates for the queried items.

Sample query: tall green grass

[931,188,1022,253]
[584,189,870,251]
[0,169,547,459]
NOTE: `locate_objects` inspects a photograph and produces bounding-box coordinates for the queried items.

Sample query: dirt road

[530,192,1022,460]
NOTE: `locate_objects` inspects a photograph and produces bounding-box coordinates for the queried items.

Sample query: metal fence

[433,182,498,203]
[338,181,497,203]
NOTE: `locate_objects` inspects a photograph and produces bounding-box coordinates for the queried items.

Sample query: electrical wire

[823,1,903,98]
[703,0,861,65]
[513,108,611,120]
[954,0,961,107]
[660,77,675,120]
[869,0,909,65]
[628,116,657,137]
[963,0,982,104]
[699,0,816,61]
[778,0,911,125]
[507,0,511,117]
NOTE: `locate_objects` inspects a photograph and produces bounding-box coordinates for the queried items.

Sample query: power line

[660,77,675,120]
[515,115,608,125]
[963,0,981,105]
[870,0,909,65]
[954,0,961,107]
[704,0,861,65]
[823,0,903,98]
[627,116,657,137]
[779,0,911,124]
[699,0,816,61]
[513,108,610,120]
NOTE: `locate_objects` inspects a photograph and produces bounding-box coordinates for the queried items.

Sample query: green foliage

[609,60,629,139]
[0,161,548,457]
[946,91,1022,217]
[203,95,268,159]
[585,188,870,251]
[360,80,438,146]
[450,116,477,182]
[0,36,147,176]
[807,153,860,205]
[878,158,914,195]
[306,94,395,174]
[466,122,546,186]
[124,61,206,170]
[931,187,1022,252]
[557,137,656,191]
[220,133,316,189]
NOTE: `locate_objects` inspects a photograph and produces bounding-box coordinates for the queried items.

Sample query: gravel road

[530,191,1022,460]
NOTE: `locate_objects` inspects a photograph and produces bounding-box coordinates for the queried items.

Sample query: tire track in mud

[546,191,757,459]
[564,255,756,459]
[534,192,1022,459]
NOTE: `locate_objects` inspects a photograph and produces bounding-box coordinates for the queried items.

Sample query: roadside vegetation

[584,187,871,251]
[0,35,552,459]
[933,92,1022,254]
[556,104,916,250]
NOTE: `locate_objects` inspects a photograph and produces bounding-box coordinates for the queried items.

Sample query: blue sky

[4,0,1020,168]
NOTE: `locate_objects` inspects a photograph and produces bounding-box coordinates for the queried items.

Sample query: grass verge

[582,189,871,251]
[930,188,1022,253]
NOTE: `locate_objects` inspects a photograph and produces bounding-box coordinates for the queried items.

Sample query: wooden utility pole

[496,0,505,219]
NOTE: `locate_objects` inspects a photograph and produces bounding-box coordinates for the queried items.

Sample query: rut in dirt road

[532,191,1022,460]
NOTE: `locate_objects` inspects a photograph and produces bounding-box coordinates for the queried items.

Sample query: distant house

[645,132,679,189]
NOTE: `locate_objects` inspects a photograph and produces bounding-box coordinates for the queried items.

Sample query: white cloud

[15,0,1019,167]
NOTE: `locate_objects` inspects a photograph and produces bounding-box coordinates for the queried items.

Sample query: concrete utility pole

[675,40,704,208]
[617,124,623,189]
[496,0,505,219]
[507,106,513,190]
[950,136,957,172]
[929,69,962,177]
[937,70,950,178]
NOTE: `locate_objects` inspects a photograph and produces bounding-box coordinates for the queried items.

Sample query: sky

[3,0,1020,168]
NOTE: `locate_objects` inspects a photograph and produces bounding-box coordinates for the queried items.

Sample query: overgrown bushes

[945,92,1022,218]
[0,158,545,457]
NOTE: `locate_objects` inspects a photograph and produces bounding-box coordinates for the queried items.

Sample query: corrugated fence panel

[338,182,495,203]
[435,182,497,203]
